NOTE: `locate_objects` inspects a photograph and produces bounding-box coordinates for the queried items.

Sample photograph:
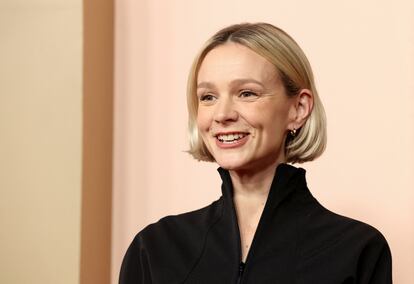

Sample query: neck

[229,160,284,200]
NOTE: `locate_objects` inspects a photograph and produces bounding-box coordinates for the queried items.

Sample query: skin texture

[196,42,313,261]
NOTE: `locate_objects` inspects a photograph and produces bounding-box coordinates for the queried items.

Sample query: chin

[214,155,251,171]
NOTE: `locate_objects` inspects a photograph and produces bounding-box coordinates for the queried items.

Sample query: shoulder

[298,201,392,282]
[120,198,224,283]
[302,200,391,264]
[309,201,388,244]
[137,197,223,243]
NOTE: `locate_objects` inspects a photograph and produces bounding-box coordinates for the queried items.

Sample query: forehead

[197,43,278,85]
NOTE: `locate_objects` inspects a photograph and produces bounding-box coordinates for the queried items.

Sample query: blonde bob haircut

[187,23,327,164]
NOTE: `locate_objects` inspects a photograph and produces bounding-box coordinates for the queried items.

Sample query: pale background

[0,0,82,283]
[113,0,414,283]
[1,0,413,283]
[1,0,113,283]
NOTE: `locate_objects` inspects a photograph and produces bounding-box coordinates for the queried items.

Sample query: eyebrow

[197,78,265,89]
[197,81,215,89]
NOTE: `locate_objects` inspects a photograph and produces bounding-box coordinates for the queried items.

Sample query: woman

[120,23,392,283]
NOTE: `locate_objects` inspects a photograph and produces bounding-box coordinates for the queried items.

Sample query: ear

[287,89,313,131]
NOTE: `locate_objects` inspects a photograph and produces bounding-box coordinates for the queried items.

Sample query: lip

[214,133,250,149]
[214,131,250,136]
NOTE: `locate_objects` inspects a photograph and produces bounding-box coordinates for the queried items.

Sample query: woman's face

[196,43,296,171]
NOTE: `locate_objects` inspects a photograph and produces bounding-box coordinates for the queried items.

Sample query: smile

[217,133,249,143]
[214,132,250,148]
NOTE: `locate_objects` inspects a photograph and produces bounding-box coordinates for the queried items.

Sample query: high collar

[216,163,309,267]
[217,163,308,212]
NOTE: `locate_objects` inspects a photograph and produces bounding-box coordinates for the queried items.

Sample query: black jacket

[119,164,392,283]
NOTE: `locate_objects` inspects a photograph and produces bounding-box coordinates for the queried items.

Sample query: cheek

[265,99,291,123]
[245,104,289,136]
[196,107,211,132]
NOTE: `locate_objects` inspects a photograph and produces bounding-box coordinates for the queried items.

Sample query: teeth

[217,133,247,143]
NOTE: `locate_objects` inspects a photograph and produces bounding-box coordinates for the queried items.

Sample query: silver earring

[290,128,297,137]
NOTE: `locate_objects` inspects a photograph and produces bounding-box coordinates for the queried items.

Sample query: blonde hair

[187,23,326,164]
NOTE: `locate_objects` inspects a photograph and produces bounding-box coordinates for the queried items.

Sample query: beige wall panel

[80,0,114,283]
[0,1,82,284]
[114,0,414,282]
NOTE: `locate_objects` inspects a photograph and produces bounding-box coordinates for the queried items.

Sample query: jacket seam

[181,198,225,283]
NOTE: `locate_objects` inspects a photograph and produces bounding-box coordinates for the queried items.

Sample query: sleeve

[119,234,153,284]
[357,232,393,284]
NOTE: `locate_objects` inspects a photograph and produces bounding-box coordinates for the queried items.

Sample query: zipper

[232,196,263,283]
[233,194,269,283]
[236,262,245,284]
[230,169,275,283]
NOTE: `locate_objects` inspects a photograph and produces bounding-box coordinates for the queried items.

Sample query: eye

[239,90,258,98]
[199,94,216,102]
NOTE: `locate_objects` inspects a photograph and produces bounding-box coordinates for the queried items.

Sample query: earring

[290,128,297,137]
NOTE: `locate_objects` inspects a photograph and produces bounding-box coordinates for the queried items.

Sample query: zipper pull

[239,262,245,275]
[237,262,245,283]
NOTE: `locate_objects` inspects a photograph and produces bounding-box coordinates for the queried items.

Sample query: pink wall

[113,1,414,282]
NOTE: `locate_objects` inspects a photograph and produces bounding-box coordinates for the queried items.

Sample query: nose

[213,95,238,123]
